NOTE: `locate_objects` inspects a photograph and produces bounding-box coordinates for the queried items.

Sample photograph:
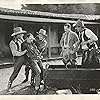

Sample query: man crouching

[22,33,41,90]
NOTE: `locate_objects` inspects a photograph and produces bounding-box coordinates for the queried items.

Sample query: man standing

[23,29,47,86]
[35,29,47,84]
[60,23,79,68]
[74,19,98,66]
[7,27,27,91]
[35,29,47,53]
[22,33,41,90]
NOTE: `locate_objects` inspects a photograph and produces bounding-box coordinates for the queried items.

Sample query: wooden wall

[0,22,12,58]
[0,21,99,59]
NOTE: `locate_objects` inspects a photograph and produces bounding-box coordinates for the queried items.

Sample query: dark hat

[73,19,85,28]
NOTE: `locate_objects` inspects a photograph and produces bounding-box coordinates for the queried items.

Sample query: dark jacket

[22,41,41,60]
[35,34,47,53]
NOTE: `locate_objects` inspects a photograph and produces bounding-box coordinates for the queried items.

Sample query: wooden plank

[48,25,51,58]
[0,14,100,24]
[45,67,100,90]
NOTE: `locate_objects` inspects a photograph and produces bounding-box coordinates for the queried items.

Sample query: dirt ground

[0,60,65,95]
[0,59,99,95]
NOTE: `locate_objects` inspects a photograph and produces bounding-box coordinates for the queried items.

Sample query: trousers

[8,55,25,84]
[25,59,44,82]
[28,58,41,87]
[82,48,99,67]
[62,48,76,65]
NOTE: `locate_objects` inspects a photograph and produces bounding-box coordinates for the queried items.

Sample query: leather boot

[6,81,12,92]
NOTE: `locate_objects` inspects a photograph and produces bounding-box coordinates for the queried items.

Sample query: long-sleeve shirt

[9,40,26,57]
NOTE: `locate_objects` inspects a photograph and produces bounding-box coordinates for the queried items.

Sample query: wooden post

[96,25,99,44]
[48,25,51,58]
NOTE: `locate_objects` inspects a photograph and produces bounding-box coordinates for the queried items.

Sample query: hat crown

[39,29,47,36]
[39,29,46,34]
[11,27,26,36]
[13,27,23,33]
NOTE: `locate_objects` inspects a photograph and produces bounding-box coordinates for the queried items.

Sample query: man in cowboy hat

[73,19,99,66]
[60,23,79,68]
[35,29,47,86]
[6,27,27,91]
[36,29,47,53]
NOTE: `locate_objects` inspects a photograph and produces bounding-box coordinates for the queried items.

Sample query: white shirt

[81,28,98,50]
[9,40,26,57]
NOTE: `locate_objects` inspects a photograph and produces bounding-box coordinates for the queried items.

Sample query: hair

[64,23,71,28]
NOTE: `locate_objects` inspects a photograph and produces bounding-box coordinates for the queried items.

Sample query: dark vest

[13,40,20,51]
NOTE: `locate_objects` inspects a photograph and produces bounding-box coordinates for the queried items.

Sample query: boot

[6,81,12,92]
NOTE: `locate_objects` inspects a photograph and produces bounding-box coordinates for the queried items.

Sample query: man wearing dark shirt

[22,33,41,90]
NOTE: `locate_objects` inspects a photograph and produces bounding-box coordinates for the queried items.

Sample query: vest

[13,40,20,51]
[83,29,96,49]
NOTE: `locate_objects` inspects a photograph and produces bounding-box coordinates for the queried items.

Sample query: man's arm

[85,29,98,43]
[73,33,79,48]
[60,33,65,49]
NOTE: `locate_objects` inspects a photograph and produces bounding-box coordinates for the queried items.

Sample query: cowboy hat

[36,29,47,36]
[11,27,27,36]
[73,19,85,28]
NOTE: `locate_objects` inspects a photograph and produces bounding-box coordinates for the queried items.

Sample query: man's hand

[24,50,27,54]
[62,47,64,51]
[70,50,74,54]
[64,45,69,49]
[81,39,93,46]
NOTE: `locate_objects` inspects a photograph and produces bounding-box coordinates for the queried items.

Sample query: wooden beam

[96,26,99,45]
[48,25,51,58]
[0,14,100,24]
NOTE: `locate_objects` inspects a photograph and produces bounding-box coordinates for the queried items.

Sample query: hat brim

[11,31,26,36]
[73,23,85,28]
[36,32,47,36]
[73,23,76,27]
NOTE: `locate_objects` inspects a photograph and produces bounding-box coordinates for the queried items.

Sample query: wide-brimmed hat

[73,19,85,28]
[36,29,47,36]
[11,27,27,37]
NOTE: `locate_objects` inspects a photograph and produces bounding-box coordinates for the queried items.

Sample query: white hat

[11,27,27,36]
[37,29,47,36]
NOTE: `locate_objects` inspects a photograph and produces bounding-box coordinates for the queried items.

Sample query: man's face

[16,34,23,40]
[75,26,83,32]
[39,33,44,39]
[26,36,33,43]
[64,25,70,32]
